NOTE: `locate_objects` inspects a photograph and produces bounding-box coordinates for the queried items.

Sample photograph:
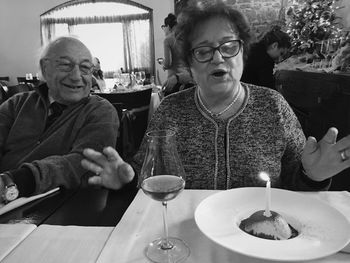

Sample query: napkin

[0,187,59,216]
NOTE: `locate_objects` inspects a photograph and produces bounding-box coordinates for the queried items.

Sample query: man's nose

[69,65,84,81]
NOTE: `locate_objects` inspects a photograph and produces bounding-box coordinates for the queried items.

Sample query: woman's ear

[270,42,279,50]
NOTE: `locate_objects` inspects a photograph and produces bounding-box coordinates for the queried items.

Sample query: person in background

[161,13,193,96]
[0,36,119,204]
[81,0,350,191]
[241,26,291,90]
[91,57,106,92]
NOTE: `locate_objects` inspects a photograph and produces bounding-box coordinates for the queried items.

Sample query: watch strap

[0,172,14,186]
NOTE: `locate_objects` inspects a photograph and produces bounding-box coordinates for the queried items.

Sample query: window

[40,0,154,76]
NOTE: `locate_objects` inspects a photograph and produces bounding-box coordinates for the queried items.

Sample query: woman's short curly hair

[175,0,253,66]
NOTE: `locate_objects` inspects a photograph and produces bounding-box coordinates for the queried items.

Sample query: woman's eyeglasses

[192,40,243,63]
[161,25,167,29]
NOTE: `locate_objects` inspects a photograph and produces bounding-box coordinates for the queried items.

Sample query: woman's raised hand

[302,127,350,181]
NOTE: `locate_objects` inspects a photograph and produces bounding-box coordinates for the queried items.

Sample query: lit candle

[259,172,271,217]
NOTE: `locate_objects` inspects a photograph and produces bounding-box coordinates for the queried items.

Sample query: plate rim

[194,187,350,261]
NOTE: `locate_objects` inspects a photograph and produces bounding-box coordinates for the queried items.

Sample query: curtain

[122,19,150,72]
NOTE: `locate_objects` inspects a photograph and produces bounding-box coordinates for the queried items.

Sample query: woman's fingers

[320,127,338,145]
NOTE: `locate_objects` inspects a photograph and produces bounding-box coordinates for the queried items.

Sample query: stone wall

[176,0,286,40]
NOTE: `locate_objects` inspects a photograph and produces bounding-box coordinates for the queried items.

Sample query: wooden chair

[97,88,152,160]
[0,76,10,82]
[0,82,9,104]
[5,84,33,98]
[17,77,40,87]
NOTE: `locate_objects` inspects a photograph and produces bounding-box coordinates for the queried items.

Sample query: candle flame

[259,172,270,182]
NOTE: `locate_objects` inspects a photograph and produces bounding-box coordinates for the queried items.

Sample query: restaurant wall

[1,0,349,86]
[0,0,173,85]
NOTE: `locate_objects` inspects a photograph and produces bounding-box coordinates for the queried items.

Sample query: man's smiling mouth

[63,84,84,89]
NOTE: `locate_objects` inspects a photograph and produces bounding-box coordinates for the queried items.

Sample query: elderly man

[0,36,119,203]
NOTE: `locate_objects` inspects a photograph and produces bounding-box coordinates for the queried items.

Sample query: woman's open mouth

[210,69,227,79]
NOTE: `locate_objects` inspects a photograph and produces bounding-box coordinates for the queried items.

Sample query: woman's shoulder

[158,87,196,110]
[242,82,289,110]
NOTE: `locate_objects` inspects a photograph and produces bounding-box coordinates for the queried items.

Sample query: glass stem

[161,201,173,250]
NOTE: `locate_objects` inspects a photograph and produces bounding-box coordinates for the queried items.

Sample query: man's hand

[81,147,135,190]
[302,127,350,181]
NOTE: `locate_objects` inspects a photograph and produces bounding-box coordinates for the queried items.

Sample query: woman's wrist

[300,166,330,188]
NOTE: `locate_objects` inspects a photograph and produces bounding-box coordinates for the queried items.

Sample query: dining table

[1,187,350,263]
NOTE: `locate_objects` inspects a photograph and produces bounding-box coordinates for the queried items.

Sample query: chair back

[17,77,40,87]
[97,88,152,160]
[6,84,33,98]
[0,76,10,82]
[0,82,9,104]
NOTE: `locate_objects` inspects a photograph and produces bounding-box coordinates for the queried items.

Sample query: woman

[241,27,291,90]
[81,0,350,191]
[161,13,193,95]
[91,57,106,92]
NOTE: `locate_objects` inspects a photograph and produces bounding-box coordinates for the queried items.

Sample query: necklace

[197,84,241,118]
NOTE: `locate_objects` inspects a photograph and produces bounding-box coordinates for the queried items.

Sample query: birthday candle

[265,179,271,217]
[259,172,271,217]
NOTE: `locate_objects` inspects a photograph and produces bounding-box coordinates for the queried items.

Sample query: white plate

[195,187,350,261]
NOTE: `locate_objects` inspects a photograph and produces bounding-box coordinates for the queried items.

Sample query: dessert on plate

[239,210,298,240]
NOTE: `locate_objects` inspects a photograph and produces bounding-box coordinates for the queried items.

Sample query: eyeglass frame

[161,24,167,29]
[42,58,94,75]
[191,40,244,63]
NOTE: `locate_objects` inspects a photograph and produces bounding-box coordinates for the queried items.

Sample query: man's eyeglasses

[192,40,243,63]
[53,60,94,75]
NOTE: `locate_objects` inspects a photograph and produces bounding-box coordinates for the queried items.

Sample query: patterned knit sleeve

[277,94,330,190]
[276,93,305,189]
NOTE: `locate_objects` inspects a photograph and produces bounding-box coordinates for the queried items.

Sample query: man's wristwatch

[0,173,19,203]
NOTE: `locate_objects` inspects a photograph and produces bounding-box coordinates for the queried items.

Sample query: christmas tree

[286,0,343,55]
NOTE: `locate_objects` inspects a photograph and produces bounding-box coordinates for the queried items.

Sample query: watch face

[5,186,19,202]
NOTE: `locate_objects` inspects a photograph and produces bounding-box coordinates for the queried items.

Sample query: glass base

[145,237,190,263]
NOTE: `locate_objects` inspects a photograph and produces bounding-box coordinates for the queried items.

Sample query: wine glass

[121,73,131,88]
[135,71,142,85]
[140,129,190,263]
[327,38,341,68]
[320,40,329,68]
[140,71,146,85]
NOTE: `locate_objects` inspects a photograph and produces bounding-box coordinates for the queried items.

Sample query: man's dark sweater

[0,84,119,195]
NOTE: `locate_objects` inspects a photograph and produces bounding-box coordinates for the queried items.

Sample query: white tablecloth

[0,224,36,261]
[97,190,350,263]
[2,225,113,263]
